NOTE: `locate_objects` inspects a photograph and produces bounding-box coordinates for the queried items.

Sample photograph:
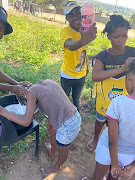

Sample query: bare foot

[87,137,97,151]
[41,164,60,178]
[45,143,57,160]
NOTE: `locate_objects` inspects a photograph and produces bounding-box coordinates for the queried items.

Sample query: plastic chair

[0,94,39,158]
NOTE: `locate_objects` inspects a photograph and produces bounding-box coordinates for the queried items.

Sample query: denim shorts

[56,111,82,146]
[96,111,107,122]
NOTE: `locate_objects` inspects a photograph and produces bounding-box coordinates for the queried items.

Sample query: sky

[96,0,135,10]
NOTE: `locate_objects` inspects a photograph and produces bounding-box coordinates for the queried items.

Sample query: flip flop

[87,138,97,151]
[82,176,106,180]
[41,168,50,178]
[82,177,89,180]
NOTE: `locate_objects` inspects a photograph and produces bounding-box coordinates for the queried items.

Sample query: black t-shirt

[95,46,135,79]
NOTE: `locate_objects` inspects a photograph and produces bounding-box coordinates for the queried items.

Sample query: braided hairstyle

[102,15,131,36]
[126,59,135,75]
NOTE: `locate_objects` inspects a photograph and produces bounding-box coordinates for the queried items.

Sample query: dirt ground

[0,99,96,180]
[0,99,135,180]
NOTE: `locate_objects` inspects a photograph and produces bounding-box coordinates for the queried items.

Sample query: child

[87,15,135,151]
[60,1,97,111]
[0,79,82,177]
[93,59,135,179]
[0,6,30,96]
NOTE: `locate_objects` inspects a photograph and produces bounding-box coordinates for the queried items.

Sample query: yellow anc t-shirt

[96,78,128,116]
[61,26,87,78]
[94,46,135,117]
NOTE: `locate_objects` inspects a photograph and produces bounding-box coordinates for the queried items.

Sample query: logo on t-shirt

[108,85,124,101]
[74,50,86,72]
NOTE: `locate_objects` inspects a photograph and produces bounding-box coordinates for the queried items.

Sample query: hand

[11,85,28,98]
[118,164,135,180]
[124,57,135,71]
[111,165,122,178]
[80,23,97,46]
[17,81,32,88]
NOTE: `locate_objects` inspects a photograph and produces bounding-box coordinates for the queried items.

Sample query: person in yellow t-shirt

[87,15,135,153]
[60,1,97,111]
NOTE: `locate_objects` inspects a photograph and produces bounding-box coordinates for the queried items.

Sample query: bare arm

[92,59,125,82]
[64,23,97,51]
[0,70,18,85]
[92,56,135,82]
[0,91,36,127]
[108,119,122,178]
[0,70,32,96]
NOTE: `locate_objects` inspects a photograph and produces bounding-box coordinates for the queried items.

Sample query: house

[0,0,9,11]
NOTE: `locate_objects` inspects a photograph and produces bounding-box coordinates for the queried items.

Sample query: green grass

[1,12,135,157]
[0,176,6,180]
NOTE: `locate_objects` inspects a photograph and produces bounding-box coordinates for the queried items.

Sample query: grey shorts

[56,111,82,145]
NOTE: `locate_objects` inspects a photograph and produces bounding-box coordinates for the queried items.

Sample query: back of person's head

[64,1,80,16]
[102,15,131,36]
[126,59,135,75]
[0,6,13,35]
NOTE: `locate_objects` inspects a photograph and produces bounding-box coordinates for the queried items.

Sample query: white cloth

[5,104,26,115]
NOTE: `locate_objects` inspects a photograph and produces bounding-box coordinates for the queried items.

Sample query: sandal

[82,177,90,180]
[41,168,50,178]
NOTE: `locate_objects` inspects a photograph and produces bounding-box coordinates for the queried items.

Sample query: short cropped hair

[126,59,135,75]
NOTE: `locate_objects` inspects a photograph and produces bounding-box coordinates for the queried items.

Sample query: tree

[44,0,66,10]
[31,0,66,10]
[131,13,135,21]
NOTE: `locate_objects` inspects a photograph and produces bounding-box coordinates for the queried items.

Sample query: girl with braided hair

[87,14,135,153]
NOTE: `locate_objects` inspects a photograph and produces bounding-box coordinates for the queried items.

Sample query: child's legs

[93,162,109,180]
[47,122,57,156]
[56,111,81,165]
[88,112,107,150]
[42,113,81,175]
[94,112,107,139]
[72,76,85,112]
[60,77,72,97]
[56,144,70,168]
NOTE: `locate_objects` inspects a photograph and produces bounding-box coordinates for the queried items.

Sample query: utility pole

[115,0,118,12]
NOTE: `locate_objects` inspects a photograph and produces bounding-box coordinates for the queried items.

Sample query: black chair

[0,94,39,158]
